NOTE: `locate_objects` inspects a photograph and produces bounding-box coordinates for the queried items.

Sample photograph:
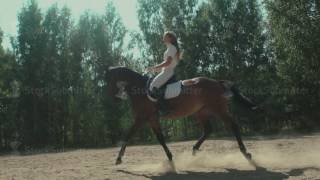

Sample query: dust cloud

[1,136,320,179]
[133,138,320,174]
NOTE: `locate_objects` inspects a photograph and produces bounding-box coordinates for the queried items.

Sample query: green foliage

[0,28,3,55]
[0,0,319,151]
[266,0,320,129]
[0,0,129,150]
[0,27,19,151]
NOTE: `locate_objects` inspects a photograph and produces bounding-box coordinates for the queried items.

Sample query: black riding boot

[157,96,170,117]
[150,87,170,117]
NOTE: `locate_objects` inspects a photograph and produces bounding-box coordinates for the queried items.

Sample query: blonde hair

[164,31,183,60]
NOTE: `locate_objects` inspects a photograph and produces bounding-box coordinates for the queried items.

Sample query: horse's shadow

[117,167,320,180]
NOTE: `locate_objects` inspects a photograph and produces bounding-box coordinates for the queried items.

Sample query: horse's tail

[230,85,259,111]
[220,81,258,111]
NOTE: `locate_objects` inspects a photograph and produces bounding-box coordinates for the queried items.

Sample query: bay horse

[106,66,258,167]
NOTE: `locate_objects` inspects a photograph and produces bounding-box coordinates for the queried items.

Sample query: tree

[0,28,3,55]
[0,27,19,151]
[41,4,73,148]
[1,0,319,151]
[266,0,320,129]
[68,2,127,146]
[16,0,47,148]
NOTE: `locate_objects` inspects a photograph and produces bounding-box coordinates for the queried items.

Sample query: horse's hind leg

[217,111,255,165]
[192,111,213,155]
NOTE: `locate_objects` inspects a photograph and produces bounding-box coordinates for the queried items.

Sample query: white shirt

[163,43,178,71]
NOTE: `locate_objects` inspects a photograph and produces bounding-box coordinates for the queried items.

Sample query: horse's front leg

[115,121,142,165]
[192,111,213,155]
[149,118,173,162]
[193,119,212,155]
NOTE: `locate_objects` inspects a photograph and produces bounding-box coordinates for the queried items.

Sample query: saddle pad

[164,81,182,99]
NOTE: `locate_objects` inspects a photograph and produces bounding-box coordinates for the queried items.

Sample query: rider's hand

[146,67,153,72]
[146,67,154,72]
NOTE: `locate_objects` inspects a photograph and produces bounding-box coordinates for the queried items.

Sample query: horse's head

[106,67,127,102]
[106,66,128,102]
[106,66,147,102]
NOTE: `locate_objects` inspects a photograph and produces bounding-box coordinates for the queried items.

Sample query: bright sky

[0,0,139,49]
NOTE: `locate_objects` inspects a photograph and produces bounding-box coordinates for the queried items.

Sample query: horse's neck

[123,69,146,88]
[120,69,147,100]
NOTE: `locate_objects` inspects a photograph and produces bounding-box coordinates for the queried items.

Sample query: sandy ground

[1,134,320,180]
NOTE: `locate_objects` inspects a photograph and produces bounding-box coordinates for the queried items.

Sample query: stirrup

[149,87,162,99]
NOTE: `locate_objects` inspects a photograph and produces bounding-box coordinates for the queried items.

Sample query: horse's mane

[108,66,147,84]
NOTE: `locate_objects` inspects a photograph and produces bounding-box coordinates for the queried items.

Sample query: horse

[106,66,259,167]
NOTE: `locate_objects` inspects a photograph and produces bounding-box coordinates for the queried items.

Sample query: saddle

[146,75,182,102]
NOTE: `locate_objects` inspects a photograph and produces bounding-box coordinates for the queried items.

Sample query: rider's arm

[149,57,172,72]
[147,45,177,72]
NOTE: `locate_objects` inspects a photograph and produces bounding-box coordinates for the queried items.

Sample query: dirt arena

[1,134,320,180]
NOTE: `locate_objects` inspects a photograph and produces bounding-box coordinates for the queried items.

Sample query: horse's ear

[108,66,119,72]
[106,66,113,80]
[106,66,115,75]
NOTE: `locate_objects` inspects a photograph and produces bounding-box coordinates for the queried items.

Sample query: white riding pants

[149,69,174,91]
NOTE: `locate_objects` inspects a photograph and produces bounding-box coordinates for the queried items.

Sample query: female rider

[147,31,182,116]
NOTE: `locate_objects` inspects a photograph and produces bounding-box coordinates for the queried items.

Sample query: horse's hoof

[115,158,122,165]
[192,148,200,156]
[168,160,177,173]
[243,152,252,160]
[192,150,197,156]
[246,153,252,160]
[244,153,259,168]
[192,149,200,156]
